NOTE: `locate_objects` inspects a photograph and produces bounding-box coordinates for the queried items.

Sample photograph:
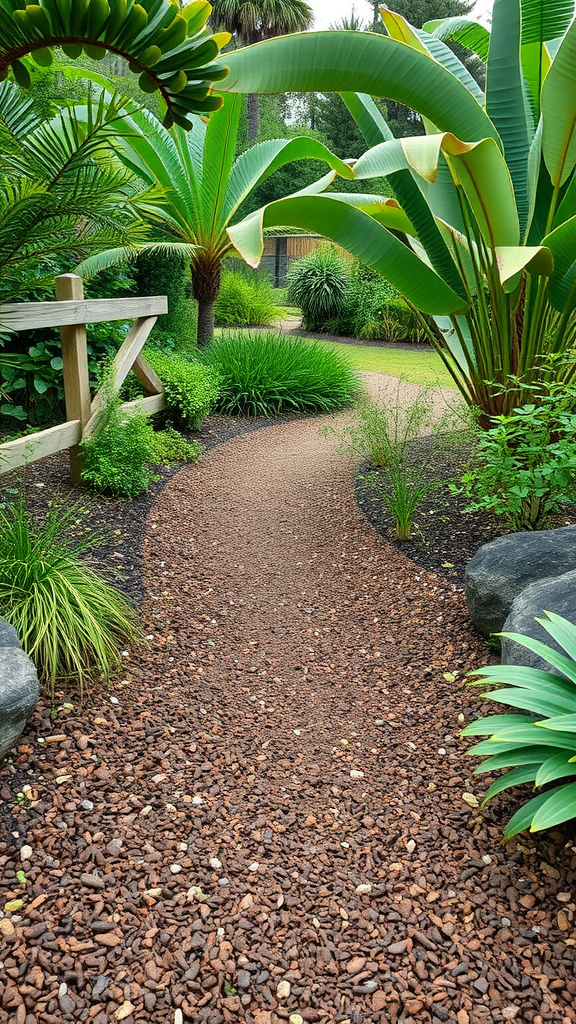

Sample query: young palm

[80,92,353,345]
[210,0,313,139]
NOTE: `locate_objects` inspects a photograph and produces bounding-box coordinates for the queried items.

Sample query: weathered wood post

[55,274,92,484]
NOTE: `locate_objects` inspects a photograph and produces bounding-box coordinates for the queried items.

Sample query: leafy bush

[464,611,576,839]
[460,384,576,531]
[287,244,349,331]
[0,496,142,697]
[326,260,423,342]
[145,351,222,429]
[81,369,202,498]
[214,272,282,327]
[201,330,360,417]
[132,249,197,351]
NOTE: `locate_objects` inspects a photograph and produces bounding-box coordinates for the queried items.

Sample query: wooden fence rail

[0,274,168,483]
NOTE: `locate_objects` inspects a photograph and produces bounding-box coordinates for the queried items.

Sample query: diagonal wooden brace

[84,315,160,437]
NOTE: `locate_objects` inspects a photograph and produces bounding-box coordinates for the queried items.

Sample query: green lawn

[321,340,456,388]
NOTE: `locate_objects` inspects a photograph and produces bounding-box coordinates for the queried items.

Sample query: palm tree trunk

[247,93,259,142]
[191,253,222,347]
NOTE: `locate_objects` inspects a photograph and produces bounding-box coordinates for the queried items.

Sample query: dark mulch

[355,435,576,589]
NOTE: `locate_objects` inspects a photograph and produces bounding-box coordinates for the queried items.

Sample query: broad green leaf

[536,610,576,661]
[462,713,536,737]
[201,93,243,230]
[529,781,576,831]
[490,724,576,747]
[503,790,554,839]
[521,41,551,119]
[542,19,576,186]
[543,215,576,313]
[423,17,490,61]
[468,663,576,692]
[536,751,576,786]
[474,746,554,773]
[220,32,499,144]
[223,136,354,225]
[520,0,575,44]
[483,688,574,717]
[227,194,468,316]
[320,193,416,234]
[536,713,576,731]
[486,0,532,232]
[500,629,576,681]
[495,244,553,290]
[483,765,538,803]
[340,93,394,147]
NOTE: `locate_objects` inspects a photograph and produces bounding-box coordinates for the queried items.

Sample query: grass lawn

[320,340,456,388]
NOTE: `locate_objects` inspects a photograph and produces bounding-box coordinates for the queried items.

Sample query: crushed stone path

[1,376,575,1024]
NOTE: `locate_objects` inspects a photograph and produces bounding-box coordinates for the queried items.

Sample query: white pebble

[248,861,260,872]
[482,854,492,864]
[438,748,447,755]
[110,696,119,705]
[218,877,230,886]
[170,864,182,874]
[210,857,222,870]
[192,796,203,806]
[355,883,372,895]
[350,770,364,780]
[277,980,291,999]
[174,1010,183,1024]
[406,839,416,854]
[340,842,350,849]
[179,842,188,852]
[20,845,33,862]
[293,729,301,736]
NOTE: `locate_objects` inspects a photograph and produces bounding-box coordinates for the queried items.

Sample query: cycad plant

[80,91,353,344]
[464,611,576,839]
[220,0,576,419]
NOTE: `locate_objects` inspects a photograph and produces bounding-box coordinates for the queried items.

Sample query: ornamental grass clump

[287,245,350,332]
[214,272,282,327]
[201,330,360,417]
[464,612,576,839]
[0,497,142,697]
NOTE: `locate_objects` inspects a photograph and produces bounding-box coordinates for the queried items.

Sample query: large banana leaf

[486,0,532,233]
[219,31,499,145]
[542,215,576,311]
[227,194,468,315]
[520,0,575,43]
[423,17,490,61]
[542,19,576,186]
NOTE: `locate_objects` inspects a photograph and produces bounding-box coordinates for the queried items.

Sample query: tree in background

[209,0,313,140]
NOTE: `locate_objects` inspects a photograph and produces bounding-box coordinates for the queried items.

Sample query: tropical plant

[460,382,576,531]
[83,91,353,345]
[0,495,142,696]
[464,611,576,839]
[287,244,350,331]
[214,270,281,326]
[220,1,576,421]
[200,329,360,416]
[0,0,230,127]
[209,0,313,140]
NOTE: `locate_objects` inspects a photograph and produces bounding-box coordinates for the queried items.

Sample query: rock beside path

[502,568,576,671]
[0,617,39,761]
[465,525,576,635]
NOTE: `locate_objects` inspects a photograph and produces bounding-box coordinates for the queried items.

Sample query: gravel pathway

[1,377,575,1024]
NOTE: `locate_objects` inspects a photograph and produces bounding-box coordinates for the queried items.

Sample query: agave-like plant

[464,611,576,840]
[219,0,576,419]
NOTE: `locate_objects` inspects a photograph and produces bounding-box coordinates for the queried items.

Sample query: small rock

[186,886,207,902]
[353,981,378,994]
[79,799,94,811]
[249,862,259,872]
[114,1001,136,1021]
[473,977,489,995]
[501,917,511,927]
[209,857,222,870]
[502,1008,520,1021]
[20,844,33,862]
[346,957,367,975]
[289,1016,304,1024]
[218,877,230,886]
[277,980,291,999]
[80,872,105,889]
[170,863,182,874]
[387,940,408,954]
[462,792,479,808]
[237,971,251,989]
[106,838,123,857]
[355,883,372,895]
[406,839,416,854]
[350,770,364,779]
[174,1011,183,1024]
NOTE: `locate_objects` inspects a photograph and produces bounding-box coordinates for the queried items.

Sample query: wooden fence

[0,274,168,483]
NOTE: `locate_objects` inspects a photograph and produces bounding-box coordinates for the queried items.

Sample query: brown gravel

[1,378,576,1024]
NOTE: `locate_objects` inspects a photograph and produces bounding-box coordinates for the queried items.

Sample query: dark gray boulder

[501,569,576,673]
[0,618,39,761]
[464,525,576,636]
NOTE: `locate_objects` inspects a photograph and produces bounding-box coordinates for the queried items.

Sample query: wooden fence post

[55,274,92,484]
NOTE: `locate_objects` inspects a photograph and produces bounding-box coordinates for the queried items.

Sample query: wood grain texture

[0,420,82,474]
[0,295,168,332]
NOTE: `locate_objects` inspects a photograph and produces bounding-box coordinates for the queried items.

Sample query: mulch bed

[1,413,575,1024]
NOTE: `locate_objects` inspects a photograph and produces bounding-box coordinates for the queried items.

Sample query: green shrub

[133,249,197,350]
[145,350,222,429]
[326,261,423,342]
[0,496,142,696]
[287,244,350,331]
[81,368,202,498]
[460,383,576,531]
[464,611,576,840]
[214,272,282,327]
[201,330,360,417]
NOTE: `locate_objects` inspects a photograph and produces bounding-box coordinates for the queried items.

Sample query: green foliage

[133,249,197,350]
[460,383,576,531]
[464,611,576,839]
[214,271,282,326]
[325,260,423,342]
[145,351,222,430]
[81,368,202,498]
[0,495,142,696]
[201,330,360,417]
[331,380,463,539]
[287,245,350,331]
[0,0,229,128]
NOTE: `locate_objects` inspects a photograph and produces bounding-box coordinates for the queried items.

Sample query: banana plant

[79,91,354,344]
[0,0,230,127]
[219,1,576,419]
